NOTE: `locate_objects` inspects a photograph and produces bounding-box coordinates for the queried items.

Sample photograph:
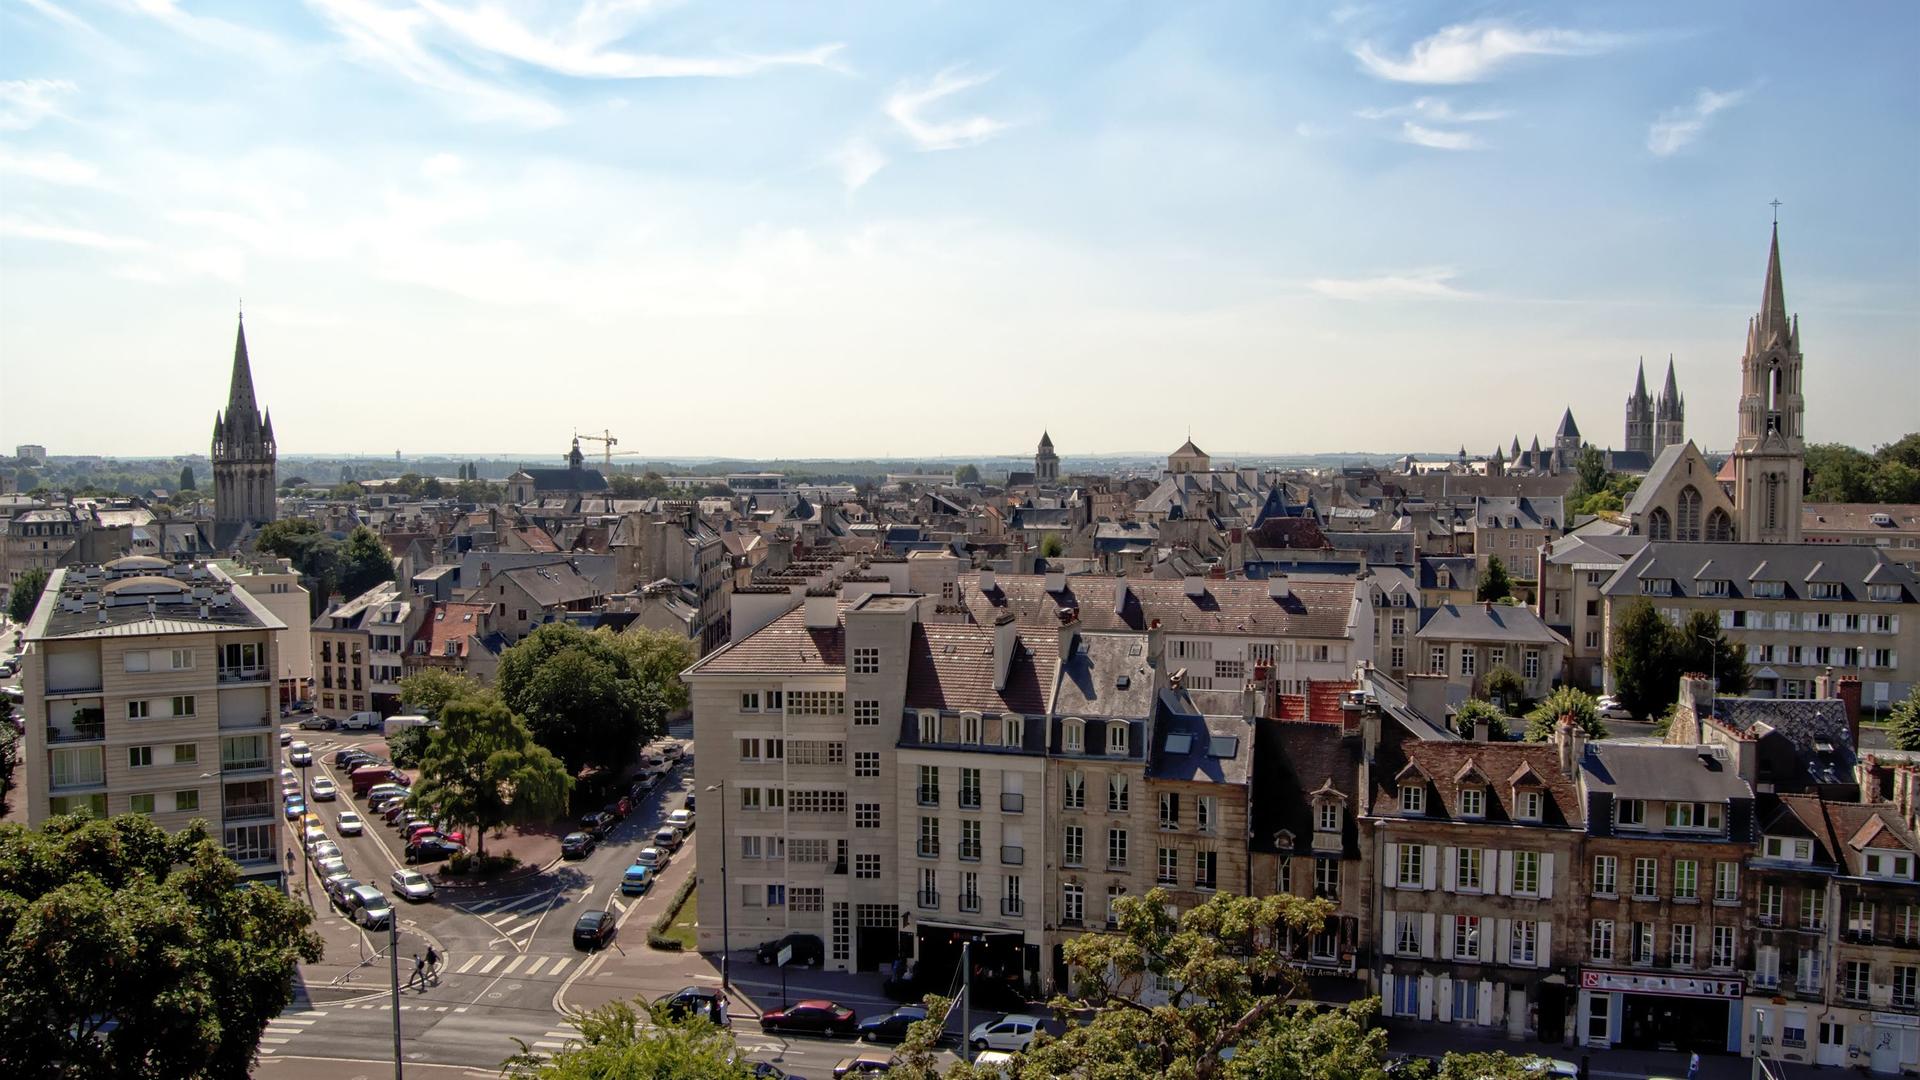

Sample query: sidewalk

[290,887,440,1006]
[1381,1019,1831,1080]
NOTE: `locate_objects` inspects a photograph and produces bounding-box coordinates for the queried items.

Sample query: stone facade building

[211,316,277,539]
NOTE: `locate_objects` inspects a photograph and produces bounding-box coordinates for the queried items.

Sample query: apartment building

[19,556,285,885]
[313,581,412,721]
[1536,535,1646,691]
[1253,708,1367,987]
[1414,601,1569,703]
[215,554,311,703]
[1364,566,1420,679]
[1600,542,1917,707]
[1802,504,1920,572]
[1471,496,1564,586]
[611,509,731,652]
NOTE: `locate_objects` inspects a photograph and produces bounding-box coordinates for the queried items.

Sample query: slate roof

[904,621,1058,714]
[521,466,609,493]
[1252,718,1361,854]
[1543,532,1646,567]
[1415,602,1567,645]
[1709,697,1858,790]
[1148,693,1253,785]
[1804,503,1920,534]
[1369,741,1583,829]
[959,573,1358,640]
[1473,495,1564,532]
[690,602,846,675]
[499,563,602,608]
[1599,542,1919,601]
[1052,631,1156,718]
[1822,801,1920,876]
[1581,743,1752,803]
[1417,556,1478,592]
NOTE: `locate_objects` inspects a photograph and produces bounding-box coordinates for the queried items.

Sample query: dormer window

[1458,787,1485,818]
[918,712,939,743]
[1106,721,1129,756]
[1665,801,1724,832]
[1400,784,1425,815]
[1436,569,1451,588]
[962,712,983,744]
[1869,584,1901,602]
[1809,582,1842,600]
[1640,578,1674,597]
[1063,719,1085,753]
[1864,852,1914,880]
[1616,799,1647,829]
[1697,579,1729,598]
[1317,803,1340,832]
[1752,580,1785,599]
[1003,715,1024,747]
[1763,836,1814,864]
[1516,790,1543,822]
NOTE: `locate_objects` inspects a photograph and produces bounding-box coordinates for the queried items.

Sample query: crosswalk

[446,951,575,979]
[456,890,563,950]
[257,1010,327,1055]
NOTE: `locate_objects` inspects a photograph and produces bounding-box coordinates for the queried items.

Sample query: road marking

[547,956,571,976]
[502,955,527,975]
[455,1006,469,1013]
[463,897,505,914]
[500,919,539,939]
[267,1019,318,1028]
[480,955,504,974]
[609,897,627,914]
[525,956,550,976]
[260,1037,292,1045]
[532,1041,567,1050]
[456,954,482,974]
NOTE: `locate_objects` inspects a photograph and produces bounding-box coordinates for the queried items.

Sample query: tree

[336,526,395,600]
[1672,610,1750,697]
[1805,442,1875,501]
[1483,667,1525,713]
[1608,597,1675,720]
[955,464,981,485]
[178,465,196,491]
[1523,686,1607,743]
[0,698,17,811]
[398,669,486,719]
[1452,699,1509,740]
[7,566,48,624]
[607,628,697,715]
[1434,1051,1543,1079]
[0,813,322,1078]
[1570,488,1623,517]
[501,1000,750,1079]
[1572,446,1609,501]
[410,695,571,858]
[1887,687,1920,752]
[1476,557,1512,603]
[498,625,676,774]
[1041,534,1065,558]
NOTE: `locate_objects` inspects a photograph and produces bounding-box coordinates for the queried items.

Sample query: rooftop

[27,561,284,640]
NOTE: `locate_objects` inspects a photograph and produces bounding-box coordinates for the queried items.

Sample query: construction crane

[575,429,619,468]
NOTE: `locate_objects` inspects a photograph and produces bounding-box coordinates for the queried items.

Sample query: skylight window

[1208,735,1239,758]
[1163,733,1193,755]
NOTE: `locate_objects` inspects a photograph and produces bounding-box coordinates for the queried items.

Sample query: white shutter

[1718,609,1732,629]
[1441,915,1457,960]
[1494,918,1511,965]
[1540,853,1555,899]
[1443,847,1457,892]
[1423,845,1439,890]
[1385,843,1400,888]
[1478,981,1494,1025]
[1537,921,1552,968]
[1421,912,1436,958]
[1417,974,1434,1021]
[1383,908,1397,952]
[1436,976,1454,1023]
[1499,850,1514,896]
[1892,615,1900,633]
[1482,849,1499,894]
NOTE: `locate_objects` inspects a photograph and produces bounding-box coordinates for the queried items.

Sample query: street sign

[777,944,793,968]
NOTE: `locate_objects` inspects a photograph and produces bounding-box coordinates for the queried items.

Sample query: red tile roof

[1370,742,1584,829]
[412,601,492,659]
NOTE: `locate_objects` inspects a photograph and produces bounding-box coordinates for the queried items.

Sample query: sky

[1,0,1916,462]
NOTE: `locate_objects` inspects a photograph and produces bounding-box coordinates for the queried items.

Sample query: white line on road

[480,955,504,974]
[456,954,481,974]
[259,1037,292,1045]
[532,1041,566,1050]
[502,955,527,975]
[547,956,571,976]
[525,956,549,976]
[500,919,539,939]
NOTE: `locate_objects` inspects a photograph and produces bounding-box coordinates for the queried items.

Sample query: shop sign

[1579,968,1742,999]
[1872,1012,1919,1029]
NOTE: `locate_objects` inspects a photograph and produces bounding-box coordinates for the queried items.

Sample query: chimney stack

[1112,579,1129,618]
[1044,569,1066,594]
[1404,672,1448,727]
[1183,574,1206,598]
[1268,574,1290,600]
[978,569,996,594]
[1057,606,1079,667]
[993,612,1019,691]
[803,588,837,629]
[1556,713,1586,776]
[1835,674,1862,753]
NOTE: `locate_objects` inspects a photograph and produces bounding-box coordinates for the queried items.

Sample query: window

[1517,791,1543,821]
[918,765,940,806]
[1593,855,1617,896]
[1314,858,1340,897]
[1063,771,1085,810]
[1760,883,1783,924]
[741,835,764,859]
[1063,883,1084,925]
[1160,791,1181,828]
[1714,861,1738,903]
[1063,720,1084,753]
[1398,844,1424,888]
[1316,802,1339,832]
[1106,721,1129,756]
[740,691,761,712]
[129,745,154,769]
[854,854,881,879]
[1665,801,1723,832]
[1400,784,1425,814]
[1711,925,1735,969]
[1456,847,1482,892]
[1671,924,1695,967]
[1277,857,1292,894]
[1107,774,1129,812]
[962,713,982,744]
[1510,920,1537,965]
[223,823,274,863]
[1801,890,1826,930]
[1764,836,1814,863]
[918,817,939,858]
[172,743,197,764]
[1523,650,1541,681]
[850,647,879,674]
[1617,799,1646,828]
[853,751,880,778]
[1429,646,1447,672]
[175,789,199,812]
[1896,903,1918,944]
[1459,787,1484,818]
[786,739,839,765]
[1107,828,1128,870]
[788,690,844,715]
[1003,715,1024,746]
[919,713,939,742]
[170,695,196,717]
[1864,852,1915,880]
[1158,847,1177,884]
[1196,850,1218,889]
[1197,796,1216,832]
[791,888,823,914]
[852,699,880,726]
[1455,915,1482,960]
[1490,646,1506,670]
[1633,922,1654,965]
[127,700,150,720]
[1063,825,1084,867]
[1843,960,1870,1002]
[1396,916,1421,957]
[1894,965,1919,1009]
[960,819,981,861]
[854,803,880,829]
[789,790,846,814]
[740,787,761,811]
[125,650,151,673]
[129,793,155,815]
[1591,919,1614,962]
[1513,851,1541,897]
[1847,899,1875,939]
[1673,859,1698,901]
[1632,857,1658,899]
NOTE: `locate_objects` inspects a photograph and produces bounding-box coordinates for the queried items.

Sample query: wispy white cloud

[0,147,107,187]
[1353,22,1621,84]
[1357,96,1508,123]
[306,0,566,126]
[15,0,96,34]
[1398,121,1483,151]
[832,137,887,192]
[886,67,1010,150]
[415,0,844,79]
[0,215,148,251]
[122,0,298,62]
[0,79,78,130]
[1309,267,1472,300]
[1647,87,1748,157]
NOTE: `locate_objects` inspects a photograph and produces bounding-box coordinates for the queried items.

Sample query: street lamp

[705,782,730,992]
[1695,630,1718,704]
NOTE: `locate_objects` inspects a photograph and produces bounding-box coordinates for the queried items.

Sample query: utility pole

[708,782,731,993]
[961,939,972,1065]
[390,916,404,1080]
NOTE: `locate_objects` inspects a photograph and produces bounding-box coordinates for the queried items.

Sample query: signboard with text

[1579,968,1743,999]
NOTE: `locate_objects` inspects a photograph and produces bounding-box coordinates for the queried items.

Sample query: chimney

[993,612,1019,691]
[1057,606,1079,666]
[1472,716,1490,743]
[1241,676,1260,721]
[1112,579,1129,617]
[978,569,996,594]
[803,589,837,629]
[1044,569,1066,594]
[1679,672,1715,741]
[1404,672,1447,727]
[1183,574,1206,598]
[1268,574,1290,600]
[1556,713,1586,776]
[1835,675,1862,753]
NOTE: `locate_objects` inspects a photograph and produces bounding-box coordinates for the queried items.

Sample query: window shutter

[1478,980,1494,1024]
[1540,853,1555,899]
[1499,850,1514,896]
[1483,848,1499,892]
[1436,975,1454,1023]
[1443,847,1458,892]
[1441,915,1457,960]
[1383,908,1397,949]
[1421,912,1436,958]
[1494,918,1511,964]
[1417,975,1434,1021]
[1537,921,1552,968]
[1423,845,1438,890]
[1385,843,1400,887]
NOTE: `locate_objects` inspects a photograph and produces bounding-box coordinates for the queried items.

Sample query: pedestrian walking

[409,953,425,991]
[426,945,440,982]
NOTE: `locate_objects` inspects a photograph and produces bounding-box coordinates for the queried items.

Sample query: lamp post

[705,782,731,992]
[1695,630,1718,703]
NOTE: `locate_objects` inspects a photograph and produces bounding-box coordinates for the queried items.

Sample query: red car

[760,1000,858,1038]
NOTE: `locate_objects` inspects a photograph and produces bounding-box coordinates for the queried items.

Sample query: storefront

[1862,1010,1920,1076]
[1577,968,1743,1054]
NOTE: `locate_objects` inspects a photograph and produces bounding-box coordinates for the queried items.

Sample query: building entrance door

[1585,993,1611,1047]
[1817,1020,1847,1067]
[1870,1025,1899,1075]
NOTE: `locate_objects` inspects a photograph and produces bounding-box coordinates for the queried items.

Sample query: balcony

[218,713,274,732]
[917,841,940,859]
[1001,898,1024,917]
[218,666,269,685]
[959,791,981,810]
[959,894,981,914]
[1000,845,1024,866]
[222,756,270,774]
[224,802,275,822]
[47,718,105,744]
[917,890,939,910]
[1000,792,1024,813]
[917,787,939,807]
[959,842,982,862]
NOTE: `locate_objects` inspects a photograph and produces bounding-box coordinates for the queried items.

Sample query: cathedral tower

[1654,356,1686,455]
[1730,223,1804,543]
[1035,431,1059,484]
[212,314,277,532]
[1624,359,1654,458]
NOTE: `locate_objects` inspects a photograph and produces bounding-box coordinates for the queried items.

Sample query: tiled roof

[1252,719,1360,854]
[413,601,491,659]
[1803,503,1920,533]
[1820,801,1920,876]
[1272,679,1358,725]
[959,573,1357,640]
[1053,631,1156,718]
[905,622,1058,714]
[1369,742,1584,829]
[1414,602,1567,645]
[1602,542,1920,601]
[691,603,846,675]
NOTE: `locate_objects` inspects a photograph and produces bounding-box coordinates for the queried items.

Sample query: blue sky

[2,1,1915,460]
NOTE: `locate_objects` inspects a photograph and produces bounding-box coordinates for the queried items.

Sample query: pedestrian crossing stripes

[257,1011,327,1055]
[456,890,562,950]
[531,1029,576,1051]
[453,952,572,978]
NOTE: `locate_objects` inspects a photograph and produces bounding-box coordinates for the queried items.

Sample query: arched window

[1676,486,1702,542]
[1706,508,1735,542]
[1648,507,1672,541]
[1106,720,1130,757]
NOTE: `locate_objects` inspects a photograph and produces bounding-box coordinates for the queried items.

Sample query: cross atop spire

[1770,197,1782,224]
[1758,220,1790,341]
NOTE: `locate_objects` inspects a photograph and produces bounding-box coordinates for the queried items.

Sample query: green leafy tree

[1672,610,1750,696]
[1571,488,1624,517]
[1523,685,1607,742]
[1887,687,1920,752]
[0,699,17,811]
[178,465,196,491]
[502,1000,750,1079]
[1483,667,1525,712]
[608,628,698,714]
[1452,698,1509,740]
[955,463,981,485]
[1476,556,1512,602]
[410,695,571,857]
[327,482,364,500]
[1607,597,1676,720]
[387,724,431,769]
[0,813,322,1078]
[1041,533,1066,558]
[1434,1050,1543,1079]
[7,566,48,624]
[336,526,395,600]
[1572,446,1609,501]
[498,624,671,774]
[1873,460,1920,503]
[398,669,486,719]
[1805,442,1876,501]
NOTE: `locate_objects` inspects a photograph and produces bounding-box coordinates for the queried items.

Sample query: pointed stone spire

[228,313,258,419]
[1661,356,1680,403]
[1758,221,1789,340]
[1632,357,1649,402]
[263,408,275,442]
[1556,408,1580,440]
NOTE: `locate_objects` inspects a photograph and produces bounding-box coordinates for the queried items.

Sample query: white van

[382,714,431,736]
[340,711,383,732]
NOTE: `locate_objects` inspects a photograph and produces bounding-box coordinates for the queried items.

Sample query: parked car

[279,730,293,747]
[628,777,656,801]
[381,800,414,823]
[284,798,307,821]
[620,863,654,895]
[970,1051,1016,1078]
[340,711,382,732]
[756,933,825,968]
[288,699,314,713]
[857,1005,927,1044]
[1516,1058,1579,1079]
[579,811,615,838]
[683,792,695,812]
[561,832,598,859]
[326,876,362,911]
[314,854,348,879]
[654,986,727,1025]
[287,742,313,766]
[572,909,615,951]
[406,838,461,864]
[601,799,627,821]
[310,776,338,801]
[1595,695,1633,721]
[760,1000,858,1038]
[350,766,409,795]
[633,847,668,869]
[832,1055,893,1079]
[652,826,684,852]
[335,748,379,769]
[336,810,365,836]
[308,839,341,862]
[298,715,337,731]
[666,808,694,832]
[390,868,435,902]
[967,1015,1041,1053]
[349,886,392,930]
[404,820,444,841]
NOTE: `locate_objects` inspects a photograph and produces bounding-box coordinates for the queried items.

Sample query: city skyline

[3,1,1916,458]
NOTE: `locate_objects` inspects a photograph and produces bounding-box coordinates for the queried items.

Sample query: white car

[336,810,365,836]
[971,1051,1016,1078]
[390,868,436,902]
[1595,695,1633,721]
[967,1014,1042,1053]
[314,854,348,879]
[288,742,313,766]
[666,808,694,832]
[310,776,338,801]
[308,840,341,863]
[634,846,669,869]
[302,826,329,850]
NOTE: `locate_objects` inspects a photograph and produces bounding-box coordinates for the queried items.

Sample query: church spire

[228,312,258,419]
[1758,221,1789,341]
[1632,358,1649,402]
[1661,355,1679,404]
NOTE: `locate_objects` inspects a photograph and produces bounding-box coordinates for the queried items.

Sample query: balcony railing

[959,842,982,862]
[1001,898,1024,917]
[222,757,270,773]
[48,721,105,744]
[1843,929,1874,944]
[917,890,939,910]
[1000,792,1023,813]
[917,787,939,807]
[218,667,268,684]
[959,792,981,810]
[224,802,274,821]
[1001,845,1024,866]
[1061,916,1083,928]
[959,894,981,913]
[917,841,940,858]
